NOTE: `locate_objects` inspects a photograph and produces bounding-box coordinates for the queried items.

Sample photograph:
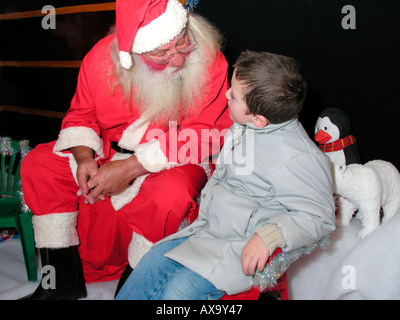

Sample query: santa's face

[141,28,194,71]
[129,30,205,126]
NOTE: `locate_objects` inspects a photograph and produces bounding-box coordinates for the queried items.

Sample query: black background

[1,0,399,169]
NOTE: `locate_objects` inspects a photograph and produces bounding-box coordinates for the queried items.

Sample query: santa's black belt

[110,141,134,154]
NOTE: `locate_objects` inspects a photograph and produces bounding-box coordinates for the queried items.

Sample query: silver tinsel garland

[18,139,30,160]
[0,136,30,159]
[0,136,31,213]
[17,182,31,213]
[0,137,14,156]
[253,236,331,291]
[17,140,31,213]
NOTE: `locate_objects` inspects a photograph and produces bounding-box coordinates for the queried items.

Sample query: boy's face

[225,73,254,125]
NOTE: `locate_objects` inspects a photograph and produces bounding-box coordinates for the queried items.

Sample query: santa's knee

[21,142,79,215]
[160,164,208,204]
[21,143,53,180]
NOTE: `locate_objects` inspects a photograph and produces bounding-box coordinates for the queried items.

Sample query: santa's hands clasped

[84,158,139,202]
[72,146,149,205]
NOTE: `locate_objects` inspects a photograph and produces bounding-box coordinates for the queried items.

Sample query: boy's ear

[253,114,269,127]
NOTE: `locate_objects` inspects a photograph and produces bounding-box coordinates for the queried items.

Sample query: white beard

[109,13,223,127]
[130,47,208,127]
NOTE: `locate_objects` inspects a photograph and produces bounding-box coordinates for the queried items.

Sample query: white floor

[0,236,119,300]
[287,211,400,300]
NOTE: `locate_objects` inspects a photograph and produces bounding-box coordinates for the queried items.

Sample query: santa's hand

[86,155,149,203]
[77,188,105,204]
[71,146,101,205]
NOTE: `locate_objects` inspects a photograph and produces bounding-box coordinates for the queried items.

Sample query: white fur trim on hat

[32,211,79,248]
[132,0,188,54]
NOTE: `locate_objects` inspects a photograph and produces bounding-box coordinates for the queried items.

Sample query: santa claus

[20,0,231,299]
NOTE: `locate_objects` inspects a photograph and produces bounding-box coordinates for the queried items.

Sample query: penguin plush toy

[314,108,360,165]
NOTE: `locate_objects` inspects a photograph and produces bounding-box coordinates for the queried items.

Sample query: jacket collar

[240,117,299,134]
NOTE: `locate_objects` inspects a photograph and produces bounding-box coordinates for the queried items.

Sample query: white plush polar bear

[331,160,400,238]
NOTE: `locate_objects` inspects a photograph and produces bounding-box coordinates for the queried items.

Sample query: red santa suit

[21,26,231,282]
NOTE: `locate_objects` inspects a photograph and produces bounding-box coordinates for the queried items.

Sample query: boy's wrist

[255,224,285,255]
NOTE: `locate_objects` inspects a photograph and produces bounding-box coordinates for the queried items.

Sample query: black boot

[114,264,133,298]
[20,246,87,300]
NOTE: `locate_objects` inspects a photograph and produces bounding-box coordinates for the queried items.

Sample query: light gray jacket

[157,119,336,295]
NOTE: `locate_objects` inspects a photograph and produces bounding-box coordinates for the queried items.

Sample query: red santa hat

[116,0,188,70]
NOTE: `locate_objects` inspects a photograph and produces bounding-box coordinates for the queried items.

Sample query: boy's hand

[241,234,270,276]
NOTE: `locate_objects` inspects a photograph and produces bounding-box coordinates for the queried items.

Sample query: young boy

[116,51,336,300]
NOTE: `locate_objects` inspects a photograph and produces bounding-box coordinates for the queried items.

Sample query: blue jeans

[115,237,225,300]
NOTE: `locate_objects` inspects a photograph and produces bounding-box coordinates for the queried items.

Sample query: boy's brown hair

[234,51,307,124]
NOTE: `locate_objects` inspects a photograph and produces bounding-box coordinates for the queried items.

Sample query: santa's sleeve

[53,51,104,158]
[133,51,232,173]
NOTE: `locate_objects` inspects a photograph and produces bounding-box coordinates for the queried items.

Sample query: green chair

[0,137,37,281]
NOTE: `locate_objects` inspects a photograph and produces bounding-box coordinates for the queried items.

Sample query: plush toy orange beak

[314,129,332,144]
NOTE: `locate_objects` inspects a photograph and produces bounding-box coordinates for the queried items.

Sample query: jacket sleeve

[133,51,232,173]
[265,153,336,251]
[53,51,104,158]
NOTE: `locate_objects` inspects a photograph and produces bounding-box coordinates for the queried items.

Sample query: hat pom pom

[119,51,133,70]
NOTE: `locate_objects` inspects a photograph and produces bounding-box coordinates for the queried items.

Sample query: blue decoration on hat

[184,0,199,11]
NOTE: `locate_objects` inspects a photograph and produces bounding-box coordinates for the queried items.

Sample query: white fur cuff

[32,211,79,248]
[128,231,153,268]
[118,117,150,150]
[133,138,172,173]
[54,126,104,158]
[109,152,149,211]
